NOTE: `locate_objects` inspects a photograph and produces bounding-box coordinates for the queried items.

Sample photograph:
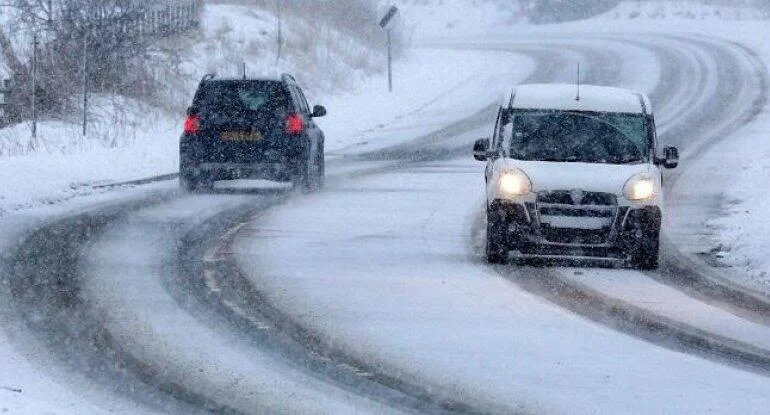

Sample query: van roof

[507,84,652,115]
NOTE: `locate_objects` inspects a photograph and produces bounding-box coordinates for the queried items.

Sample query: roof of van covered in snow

[506,84,652,115]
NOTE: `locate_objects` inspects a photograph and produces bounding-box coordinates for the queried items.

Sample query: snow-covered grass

[395,0,526,40]
[0,95,179,213]
[677,83,770,291]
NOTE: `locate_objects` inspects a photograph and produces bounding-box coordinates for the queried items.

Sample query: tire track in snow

[7,32,765,413]
[0,46,578,415]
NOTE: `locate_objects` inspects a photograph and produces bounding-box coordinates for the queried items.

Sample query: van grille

[536,191,618,245]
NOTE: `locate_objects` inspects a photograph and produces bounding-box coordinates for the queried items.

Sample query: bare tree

[274,0,282,65]
[2,0,203,121]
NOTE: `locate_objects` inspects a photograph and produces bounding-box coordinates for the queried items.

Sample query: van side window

[497,109,512,152]
[491,109,502,149]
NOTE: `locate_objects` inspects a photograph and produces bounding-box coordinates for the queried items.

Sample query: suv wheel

[311,145,325,191]
[486,207,508,264]
[295,149,324,193]
[317,143,325,189]
[180,176,197,192]
[180,167,213,193]
[628,229,660,270]
[180,163,198,192]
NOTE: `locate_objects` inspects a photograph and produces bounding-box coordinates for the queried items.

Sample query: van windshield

[508,110,650,164]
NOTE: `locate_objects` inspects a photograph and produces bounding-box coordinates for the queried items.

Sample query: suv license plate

[220,131,263,142]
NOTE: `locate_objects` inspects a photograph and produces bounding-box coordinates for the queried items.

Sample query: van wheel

[486,208,508,264]
[629,230,660,270]
[296,151,323,193]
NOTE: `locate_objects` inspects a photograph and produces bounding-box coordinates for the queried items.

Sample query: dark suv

[180,73,327,191]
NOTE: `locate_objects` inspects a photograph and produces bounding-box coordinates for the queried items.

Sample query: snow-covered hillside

[153,3,387,112]
[596,0,766,21]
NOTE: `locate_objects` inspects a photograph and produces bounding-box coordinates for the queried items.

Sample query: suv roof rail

[636,92,648,116]
[281,73,296,84]
[200,73,216,84]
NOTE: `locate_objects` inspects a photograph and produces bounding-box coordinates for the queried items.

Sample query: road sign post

[83,28,88,137]
[31,33,38,140]
[387,28,392,92]
[0,79,10,126]
[379,6,398,93]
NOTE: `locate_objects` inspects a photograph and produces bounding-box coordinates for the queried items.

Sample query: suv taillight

[285,114,304,135]
[184,115,200,135]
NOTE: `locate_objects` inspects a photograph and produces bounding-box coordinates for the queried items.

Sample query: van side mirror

[474,138,490,161]
[311,105,327,118]
[662,146,679,169]
[186,106,199,116]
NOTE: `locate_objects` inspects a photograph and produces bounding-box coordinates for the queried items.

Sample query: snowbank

[676,75,770,291]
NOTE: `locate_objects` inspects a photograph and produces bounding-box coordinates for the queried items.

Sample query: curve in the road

[0,38,623,413]
[4,32,770,413]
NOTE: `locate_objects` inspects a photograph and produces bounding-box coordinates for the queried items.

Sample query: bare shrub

[2,0,204,122]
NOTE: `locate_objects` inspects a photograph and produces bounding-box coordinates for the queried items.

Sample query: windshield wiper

[537,156,583,162]
[604,156,644,164]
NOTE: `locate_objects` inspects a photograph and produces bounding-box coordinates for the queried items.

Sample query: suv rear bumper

[180,134,307,182]
[181,161,302,182]
[199,162,299,181]
[490,199,661,260]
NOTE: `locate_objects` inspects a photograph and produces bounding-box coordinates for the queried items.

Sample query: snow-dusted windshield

[509,111,648,164]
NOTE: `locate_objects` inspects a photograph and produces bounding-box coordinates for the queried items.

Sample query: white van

[474,84,679,269]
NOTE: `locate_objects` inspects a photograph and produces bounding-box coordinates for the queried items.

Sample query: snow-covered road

[2,33,770,413]
[233,35,770,413]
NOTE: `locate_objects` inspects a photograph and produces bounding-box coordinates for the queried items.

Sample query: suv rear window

[194,80,292,125]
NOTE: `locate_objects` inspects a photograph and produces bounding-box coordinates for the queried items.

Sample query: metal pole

[576,62,581,101]
[83,28,88,137]
[31,33,37,140]
[275,0,282,65]
[387,28,392,92]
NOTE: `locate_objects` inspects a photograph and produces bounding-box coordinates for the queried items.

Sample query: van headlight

[624,175,656,201]
[498,168,532,196]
